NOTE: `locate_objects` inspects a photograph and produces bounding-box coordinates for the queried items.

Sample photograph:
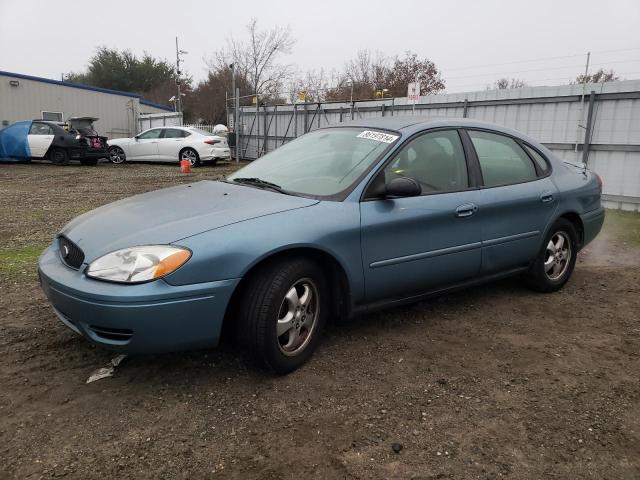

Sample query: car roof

[332,116,545,147]
[33,120,65,125]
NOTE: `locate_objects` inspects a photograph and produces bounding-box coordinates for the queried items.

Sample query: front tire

[49,148,69,166]
[525,218,578,292]
[180,148,200,167]
[236,258,328,373]
[108,146,126,164]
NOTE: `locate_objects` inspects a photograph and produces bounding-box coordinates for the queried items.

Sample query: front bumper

[38,245,239,354]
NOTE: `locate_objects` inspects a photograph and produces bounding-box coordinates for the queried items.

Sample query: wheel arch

[557,211,585,248]
[179,146,199,160]
[221,246,352,340]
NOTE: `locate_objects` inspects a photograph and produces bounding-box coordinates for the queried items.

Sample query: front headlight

[86,246,191,283]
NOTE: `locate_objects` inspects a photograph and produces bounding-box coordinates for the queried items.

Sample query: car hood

[60,180,319,263]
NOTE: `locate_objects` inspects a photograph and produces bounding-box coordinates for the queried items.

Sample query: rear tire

[525,218,578,293]
[49,148,69,166]
[80,158,98,166]
[180,148,200,167]
[236,258,328,374]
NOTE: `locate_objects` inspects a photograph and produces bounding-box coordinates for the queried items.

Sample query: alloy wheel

[109,147,125,164]
[182,149,198,166]
[544,231,572,281]
[276,278,319,356]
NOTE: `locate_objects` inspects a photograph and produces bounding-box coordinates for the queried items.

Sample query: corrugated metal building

[0,70,172,139]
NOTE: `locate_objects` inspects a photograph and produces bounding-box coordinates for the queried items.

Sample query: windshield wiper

[231,177,290,194]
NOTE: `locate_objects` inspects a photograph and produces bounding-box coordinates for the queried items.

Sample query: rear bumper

[200,147,231,161]
[38,245,239,354]
[68,147,108,160]
[580,206,605,248]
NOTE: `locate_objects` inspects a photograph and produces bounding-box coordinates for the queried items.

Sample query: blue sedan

[38,117,605,373]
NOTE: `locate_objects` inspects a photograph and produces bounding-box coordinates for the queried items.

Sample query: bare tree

[574,68,619,84]
[325,50,444,101]
[385,52,445,97]
[488,78,528,90]
[287,68,337,103]
[211,19,295,99]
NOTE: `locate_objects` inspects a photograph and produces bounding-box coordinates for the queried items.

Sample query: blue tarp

[0,121,32,162]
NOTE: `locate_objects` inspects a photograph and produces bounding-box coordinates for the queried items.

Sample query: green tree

[66,47,177,94]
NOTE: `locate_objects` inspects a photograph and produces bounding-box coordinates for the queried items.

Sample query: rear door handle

[455,203,478,218]
[540,192,554,203]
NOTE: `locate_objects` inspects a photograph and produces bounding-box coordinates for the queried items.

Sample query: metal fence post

[582,90,596,165]
[263,104,268,155]
[463,98,469,118]
[274,105,278,147]
[235,88,240,162]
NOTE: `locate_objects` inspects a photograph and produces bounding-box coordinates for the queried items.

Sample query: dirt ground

[1,162,639,479]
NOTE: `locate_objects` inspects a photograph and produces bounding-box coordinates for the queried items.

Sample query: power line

[439,47,640,72]
[445,72,640,91]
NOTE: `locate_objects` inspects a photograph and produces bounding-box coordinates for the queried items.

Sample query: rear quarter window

[523,144,550,174]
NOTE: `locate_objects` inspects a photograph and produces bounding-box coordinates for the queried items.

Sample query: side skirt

[351,266,529,318]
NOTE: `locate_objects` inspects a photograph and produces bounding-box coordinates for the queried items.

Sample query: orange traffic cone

[180,158,191,173]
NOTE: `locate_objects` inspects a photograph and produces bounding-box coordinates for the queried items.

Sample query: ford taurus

[38,117,605,373]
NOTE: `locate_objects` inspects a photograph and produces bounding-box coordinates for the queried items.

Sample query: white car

[107,125,231,166]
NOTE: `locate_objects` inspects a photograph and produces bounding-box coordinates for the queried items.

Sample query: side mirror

[134,135,140,141]
[385,177,422,198]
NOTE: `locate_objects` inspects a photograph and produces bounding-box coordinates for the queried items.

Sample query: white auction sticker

[357,130,399,143]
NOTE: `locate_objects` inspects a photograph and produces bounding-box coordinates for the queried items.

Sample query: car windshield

[227,127,398,197]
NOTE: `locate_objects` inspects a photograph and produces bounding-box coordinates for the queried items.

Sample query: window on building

[41,111,63,122]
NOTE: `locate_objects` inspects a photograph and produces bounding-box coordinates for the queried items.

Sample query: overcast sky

[1,0,639,93]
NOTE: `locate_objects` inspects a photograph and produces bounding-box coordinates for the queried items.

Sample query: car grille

[58,236,85,269]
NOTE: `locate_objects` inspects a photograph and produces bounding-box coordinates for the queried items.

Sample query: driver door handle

[455,203,478,218]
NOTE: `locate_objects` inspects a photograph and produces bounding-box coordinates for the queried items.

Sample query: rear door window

[468,130,537,187]
[163,128,189,138]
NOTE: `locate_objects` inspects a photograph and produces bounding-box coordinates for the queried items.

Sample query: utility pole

[230,63,236,127]
[575,51,591,160]
[175,37,188,118]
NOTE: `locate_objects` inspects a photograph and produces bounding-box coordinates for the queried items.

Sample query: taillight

[204,139,220,145]
[595,173,603,193]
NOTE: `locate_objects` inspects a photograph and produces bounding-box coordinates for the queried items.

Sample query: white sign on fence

[407,82,421,103]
